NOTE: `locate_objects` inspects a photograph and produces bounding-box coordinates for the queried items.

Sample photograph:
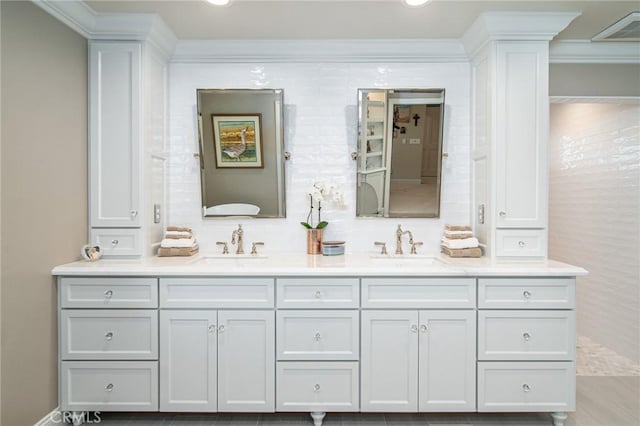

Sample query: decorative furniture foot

[551,411,568,426]
[310,411,326,426]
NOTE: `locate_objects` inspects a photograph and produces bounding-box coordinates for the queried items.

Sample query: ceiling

[85,0,640,40]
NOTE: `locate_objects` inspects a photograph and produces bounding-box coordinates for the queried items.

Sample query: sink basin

[193,254,268,266]
[370,254,442,266]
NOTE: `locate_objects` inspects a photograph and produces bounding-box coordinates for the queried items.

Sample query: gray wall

[1,2,87,424]
[550,63,640,97]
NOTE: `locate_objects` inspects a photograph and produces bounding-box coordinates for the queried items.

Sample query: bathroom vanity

[53,254,585,426]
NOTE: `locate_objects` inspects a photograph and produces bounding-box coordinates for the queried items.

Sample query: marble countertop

[51,252,588,277]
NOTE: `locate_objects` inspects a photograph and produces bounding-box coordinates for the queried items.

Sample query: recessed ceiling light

[206,0,231,6]
[403,0,430,6]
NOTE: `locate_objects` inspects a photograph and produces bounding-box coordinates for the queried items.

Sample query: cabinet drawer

[277,278,359,308]
[495,229,546,257]
[478,311,575,361]
[277,311,359,361]
[479,278,575,309]
[60,361,158,411]
[61,310,158,360]
[362,278,475,308]
[277,362,359,412]
[478,362,575,412]
[60,277,158,308]
[91,228,142,257]
[160,278,274,308]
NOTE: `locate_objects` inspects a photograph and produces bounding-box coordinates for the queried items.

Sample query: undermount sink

[194,254,268,266]
[370,254,442,265]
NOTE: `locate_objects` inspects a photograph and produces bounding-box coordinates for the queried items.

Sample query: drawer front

[277,278,359,309]
[362,278,476,308]
[60,277,158,309]
[495,229,546,257]
[91,228,142,257]
[478,311,575,361]
[61,361,158,411]
[277,362,359,412]
[160,278,274,308]
[277,311,359,361]
[479,278,575,309]
[61,310,158,360]
[478,361,575,412]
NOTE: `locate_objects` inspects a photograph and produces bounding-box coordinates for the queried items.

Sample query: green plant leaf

[316,221,329,229]
[300,221,312,229]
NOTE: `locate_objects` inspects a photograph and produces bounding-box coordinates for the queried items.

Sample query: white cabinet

[160,310,274,412]
[361,310,476,412]
[88,40,168,257]
[159,311,217,411]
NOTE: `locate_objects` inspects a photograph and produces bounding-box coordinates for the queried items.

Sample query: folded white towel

[441,237,479,249]
[161,237,197,248]
[166,230,192,237]
[444,230,474,236]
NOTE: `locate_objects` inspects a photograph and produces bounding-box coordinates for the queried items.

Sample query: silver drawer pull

[218,325,225,333]
[420,324,428,333]
[410,324,418,333]
[105,332,114,341]
[104,290,113,298]
[523,332,531,341]
[522,383,531,392]
[518,240,526,248]
[209,324,216,333]
[314,384,321,392]
[111,239,119,246]
[105,383,114,392]
[315,290,322,299]
[523,290,532,299]
[314,332,322,341]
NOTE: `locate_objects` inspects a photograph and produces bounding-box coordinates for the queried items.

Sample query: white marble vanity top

[52,253,587,277]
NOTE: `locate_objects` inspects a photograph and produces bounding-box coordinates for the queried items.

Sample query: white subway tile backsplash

[168,62,471,254]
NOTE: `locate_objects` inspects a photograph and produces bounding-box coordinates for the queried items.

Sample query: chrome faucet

[231,224,244,255]
[395,224,414,255]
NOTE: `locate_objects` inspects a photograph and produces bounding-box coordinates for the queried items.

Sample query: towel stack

[441,225,482,258]
[158,226,199,257]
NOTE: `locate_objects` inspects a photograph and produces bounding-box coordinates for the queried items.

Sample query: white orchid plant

[300,182,345,230]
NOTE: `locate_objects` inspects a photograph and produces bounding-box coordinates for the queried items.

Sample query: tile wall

[168,62,471,254]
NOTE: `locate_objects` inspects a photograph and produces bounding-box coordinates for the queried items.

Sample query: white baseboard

[34,407,59,426]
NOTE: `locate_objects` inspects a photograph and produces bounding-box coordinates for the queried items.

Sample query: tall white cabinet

[88,40,168,257]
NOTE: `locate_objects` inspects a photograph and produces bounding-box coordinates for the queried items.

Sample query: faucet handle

[410,241,423,255]
[374,241,388,255]
[251,242,264,255]
[216,241,229,254]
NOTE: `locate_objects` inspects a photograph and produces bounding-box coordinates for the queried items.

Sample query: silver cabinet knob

[314,384,321,392]
[523,332,531,341]
[499,211,506,217]
[111,239,119,246]
[523,290,532,299]
[314,332,322,341]
[105,332,113,341]
[518,240,526,248]
[522,384,531,392]
[315,290,322,299]
[209,324,216,333]
[130,210,138,217]
[420,324,428,333]
[105,383,114,392]
[410,324,418,333]
[104,290,113,298]
[218,325,225,333]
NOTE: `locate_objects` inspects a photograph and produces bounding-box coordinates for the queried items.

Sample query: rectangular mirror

[356,89,445,218]
[197,89,286,218]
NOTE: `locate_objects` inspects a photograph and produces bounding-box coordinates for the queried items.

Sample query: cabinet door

[159,311,217,411]
[495,42,548,228]
[89,41,141,227]
[418,311,476,412]
[218,310,275,412]
[361,310,418,412]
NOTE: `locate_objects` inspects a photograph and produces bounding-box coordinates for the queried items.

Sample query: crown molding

[462,11,582,58]
[172,39,468,63]
[550,40,640,64]
[31,0,177,58]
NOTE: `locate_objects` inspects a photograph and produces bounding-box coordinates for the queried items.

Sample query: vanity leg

[551,411,568,426]
[310,411,326,426]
